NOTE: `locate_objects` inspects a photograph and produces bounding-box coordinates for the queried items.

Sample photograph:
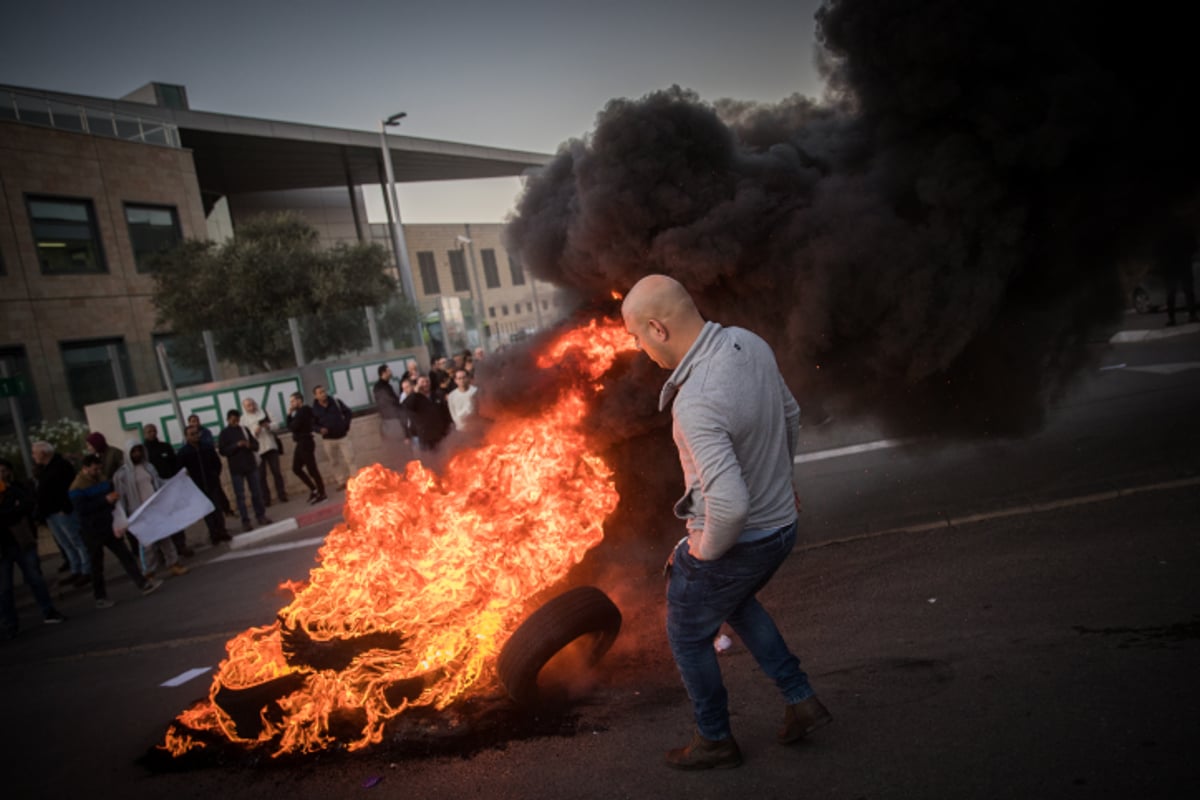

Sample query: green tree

[152,213,414,372]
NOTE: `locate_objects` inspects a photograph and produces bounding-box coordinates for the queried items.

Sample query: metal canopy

[2,83,551,196]
[178,119,551,196]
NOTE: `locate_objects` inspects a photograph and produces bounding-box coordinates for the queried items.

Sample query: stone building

[0,82,559,437]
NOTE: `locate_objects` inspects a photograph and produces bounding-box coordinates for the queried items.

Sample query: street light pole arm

[378,114,423,348]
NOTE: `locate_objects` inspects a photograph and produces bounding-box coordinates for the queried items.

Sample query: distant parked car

[1130,260,1200,313]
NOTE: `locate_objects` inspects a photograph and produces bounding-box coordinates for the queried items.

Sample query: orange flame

[162,317,636,757]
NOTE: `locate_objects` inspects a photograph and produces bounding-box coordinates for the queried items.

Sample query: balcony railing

[0,88,180,148]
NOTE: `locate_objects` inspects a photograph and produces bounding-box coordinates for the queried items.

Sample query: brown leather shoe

[779,696,833,744]
[665,731,742,770]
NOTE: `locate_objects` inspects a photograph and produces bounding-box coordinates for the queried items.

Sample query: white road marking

[798,475,1200,552]
[160,666,212,687]
[794,438,919,464]
[1125,362,1200,375]
[209,535,326,563]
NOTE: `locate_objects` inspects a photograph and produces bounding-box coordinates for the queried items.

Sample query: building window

[125,204,182,272]
[542,300,549,310]
[60,338,135,416]
[488,307,496,318]
[526,302,533,312]
[508,254,526,286]
[417,251,440,295]
[448,249,470,292]
[0,346,41,437]
[156,83,188,110]
[26,195,107,274]
[481,248,500,288]
[501,305,509,316]
[152,332,212,389]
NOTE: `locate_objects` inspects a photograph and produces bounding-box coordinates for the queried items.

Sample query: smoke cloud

[507,0,1200,438]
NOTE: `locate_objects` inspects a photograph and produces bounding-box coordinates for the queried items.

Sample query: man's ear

[648,319,668,341]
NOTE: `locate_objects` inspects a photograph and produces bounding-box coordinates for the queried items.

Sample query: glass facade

[481,248,500,288]
[448,249,470,292]
[60,338,135,416]
[0,346,41,436]
[509,254,526,285]
[152,332,212,389]
[417,251,440,295]
[26,196,107,274]
[125,203,182,271]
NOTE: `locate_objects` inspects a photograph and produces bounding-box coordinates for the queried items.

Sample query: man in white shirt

[241,397,287,506]
[446,368,479,432]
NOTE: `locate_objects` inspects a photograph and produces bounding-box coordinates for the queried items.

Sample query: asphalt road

[2,320,1198,800]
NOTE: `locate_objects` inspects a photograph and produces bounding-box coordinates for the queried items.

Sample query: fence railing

[0,87,181,148]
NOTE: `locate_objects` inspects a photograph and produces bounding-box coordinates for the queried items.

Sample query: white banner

[126,469,215,546]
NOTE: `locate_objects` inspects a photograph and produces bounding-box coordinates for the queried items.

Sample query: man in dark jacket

[374,365,409,468]
[218,409,270,532]
[85,431,123,479]
[142,423,179,478]
[186,414,235,518]
[31,440,91,585]
[287,392,326,504]
[68,454,160,608]
[312,385,356,490]
[177,424,231,544]
[1,459,65,637]
[374,365,404,433]
[402,375,451,454]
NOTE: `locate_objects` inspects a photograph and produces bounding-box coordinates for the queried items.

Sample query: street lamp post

[456,231,487,350]
[379,112,424,348]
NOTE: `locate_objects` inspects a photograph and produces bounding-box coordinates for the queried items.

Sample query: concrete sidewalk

[224,490,346,550]
[1109,310,1200,342]
[34,485,346,578]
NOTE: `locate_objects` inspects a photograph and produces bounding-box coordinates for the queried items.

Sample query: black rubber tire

[497,586,622,707]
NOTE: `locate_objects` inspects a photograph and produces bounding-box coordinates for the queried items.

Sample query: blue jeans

[1,542,59,634]
[46,511,91,575]
[666,522,814,740]
[230,469,266,523]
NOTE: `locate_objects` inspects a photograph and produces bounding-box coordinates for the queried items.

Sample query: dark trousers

[230,469,266,523]
[291,438,325,496]
[83,528,147,599]
[259,449,287,503]
[196,484,229,543]
[1166,270,1197,322]
[1,542,58,633]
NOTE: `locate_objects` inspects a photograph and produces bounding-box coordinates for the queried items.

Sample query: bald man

[622,274,830,770]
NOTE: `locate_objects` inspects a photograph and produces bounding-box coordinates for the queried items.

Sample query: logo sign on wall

[117,376,303,444]
[325,358,412,411]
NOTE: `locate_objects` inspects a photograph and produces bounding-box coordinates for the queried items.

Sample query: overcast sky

[0,0,826,222]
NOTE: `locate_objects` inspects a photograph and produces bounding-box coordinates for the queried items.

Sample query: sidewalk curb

[1110,321,1200,343]
[226,501,345,550]
[227,518,298,549]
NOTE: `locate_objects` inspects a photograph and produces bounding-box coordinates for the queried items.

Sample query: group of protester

[2,353,481,639]
[374,349,481,459]
[1,433,168,637]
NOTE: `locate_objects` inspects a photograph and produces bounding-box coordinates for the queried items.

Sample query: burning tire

[498,586,622,707]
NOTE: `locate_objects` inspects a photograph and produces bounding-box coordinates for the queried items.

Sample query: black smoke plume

[507,0,1200,438]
